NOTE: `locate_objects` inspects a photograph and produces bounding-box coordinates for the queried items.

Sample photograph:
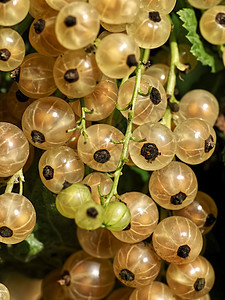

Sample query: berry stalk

[103,49,150,206]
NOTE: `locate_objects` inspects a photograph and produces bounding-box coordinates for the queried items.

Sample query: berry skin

[0,0,30,26]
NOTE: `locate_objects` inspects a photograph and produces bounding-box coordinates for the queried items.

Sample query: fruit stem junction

[4,168,24,195]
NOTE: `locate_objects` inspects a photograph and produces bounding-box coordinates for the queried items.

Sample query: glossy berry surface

[0,0,30,26]
[173,191,218,234]
[149,161,198,210]
[77,227,124,259]
[46,0,87,11]
[176,89,219,126]
[53,49,102,99]
[89,0,140,24]
[166,255,215,299]
[106,287,133,300]
[200,5,225,45]
[74,201,105,230]
[103,201,131,231]
[129,122,176,171]
[29,0,57,18]
[61,250,115,299]
[0,122,29,177]
[174,118,216,165]
[117,74,167,125]
[71,75,118,121]
[188,0,222,10]
[55,2,100,50]
[22,96,75,150]
[17,53,57,98]
[29,16,66,57]
[144,63,169,86]
[126,10,171,49]
[111,192,159,243]
[38,146,84,194]
[113,242,161,288]
[56,183,92,218]
[0,193,36,244]
[152,216,203,264]
[77,124,124,172]
[140,0,177,14]
[0,28,25,72]
[0,283,10,300]
[95,33,140,79]
[129,281,175,300]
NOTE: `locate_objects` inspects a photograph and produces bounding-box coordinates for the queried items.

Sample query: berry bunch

[0,0,224,299]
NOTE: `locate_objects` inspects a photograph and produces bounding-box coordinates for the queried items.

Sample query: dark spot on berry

[60,270,71,286]
[62,181,72,189]
[171,192,187,205]
[0,0,10,3]
[149,11,161,22]
[94,149,111,163]
[204,213,216,227]
[85,44,96,54]
[43,165,54,180]
[64,69,79,83]
[150,87,161,105]
[140,143,161,162]
[34,19,45,34]
[177,244,191,258]
[31,130,45,144]
[204,134,215,153]
[194,278,205,291]
[119,269,135,281]
[64,15,77,27]
[10,67,20,82]
[0,48,11,61]
[87,207,98,218]
[0,226,13,238]
[215,12,225,26]
[16,90,29,102]
[123,223,131,231]
[126,54,138,68]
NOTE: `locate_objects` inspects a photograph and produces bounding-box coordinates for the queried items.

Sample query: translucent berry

[188,0,222,10]
[106,287,133,300]
[0,283,10,300]
[113,242,161,288]
[117,74,167,125]
[95,33,140,79]
[38,146,84,194]
[77,124,124,172]
[0,122,29,177]
[140,0,177,14]
[129,122,176,171]
[60,250,115,299]
[126,10,171,49]
[166,255,215,299]
[55,2,100,50]
[111,192,159,243]
[0,193,36,244]
[53,49,102,99]
[174,118,216,165]
[144,63,169,86]
[22,96,75,150]
[149,161,198,210]
[152,216,203,264]
[56,183,92,218]
[0,0,30,26]
[173,191,218,235]
[77,227,124,259]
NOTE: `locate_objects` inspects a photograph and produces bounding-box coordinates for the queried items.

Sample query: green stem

[4,169,24,194]
[103,49,150,206]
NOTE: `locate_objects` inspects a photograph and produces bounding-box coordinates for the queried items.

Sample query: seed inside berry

[150,87,161,105]
[31,130,45,144]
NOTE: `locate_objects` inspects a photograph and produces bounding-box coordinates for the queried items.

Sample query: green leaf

[177,8,222,73]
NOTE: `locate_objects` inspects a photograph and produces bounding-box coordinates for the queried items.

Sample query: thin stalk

[103,49,150,206]
[4,169,24,194]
